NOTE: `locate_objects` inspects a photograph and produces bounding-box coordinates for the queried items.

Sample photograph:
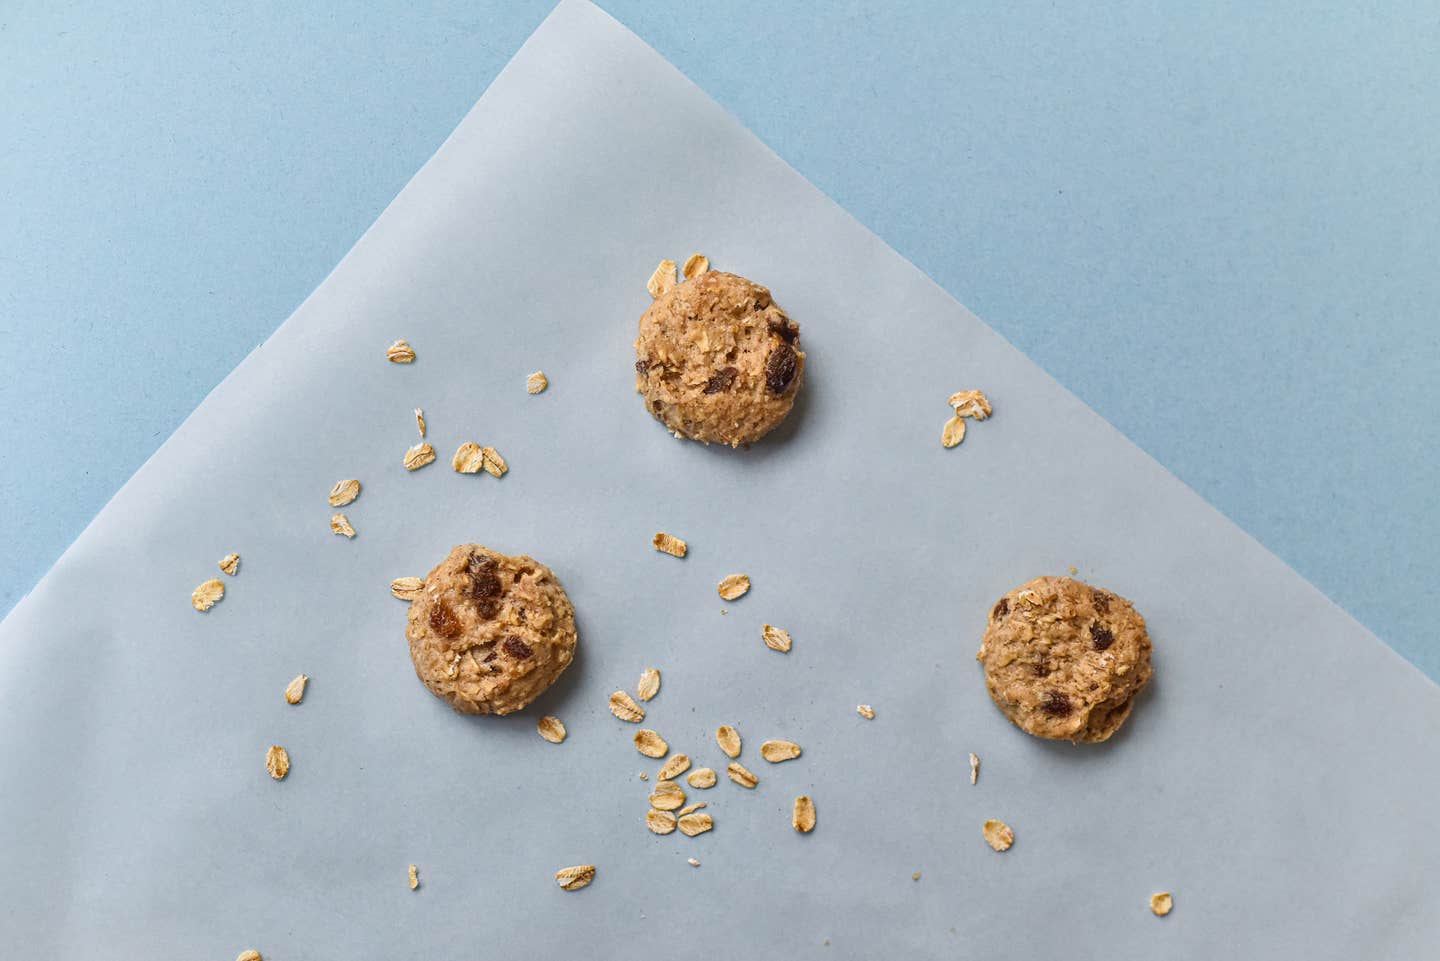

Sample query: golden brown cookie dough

[976,576,1152,742]
[406,544,577,715]
[634,271,804,446]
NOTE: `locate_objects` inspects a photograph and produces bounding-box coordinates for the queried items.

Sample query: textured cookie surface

[634,271,804,446]
[406,544,577,715]
[977,576,1152,742]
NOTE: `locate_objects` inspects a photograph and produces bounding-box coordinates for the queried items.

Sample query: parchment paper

[3,2,1436,956]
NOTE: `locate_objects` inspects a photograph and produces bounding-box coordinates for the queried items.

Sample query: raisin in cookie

[406,544,577,715]
[977,576,1152,742]
[634,271,804,446]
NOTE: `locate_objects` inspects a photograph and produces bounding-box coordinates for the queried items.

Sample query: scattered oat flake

[284,674,307,705]
[652,532,687,558]
[555,864,596,891]
[647,259,678,298]
[941,414,967,448]
[403,443,436,471]
[452,442,486,474]
[687,858,700,867]
[912,872,922,882]
[682,253,710,279]
[687,767,717,789]
[761,624,792,653]
[657,754,692,781]
[610,688,646,721]
[387,339,416,363]
[265,745,289,781]
[969,753,980,785]
[390,576,424,600]
[537,715,567,744]
[857,704,875,720]
[727,762,758,789]
[948,389,992,420]
[717,573,750,601]
[637,667,661,702]
[414,408,426,437]
[526,371,548,394]
[330,513,356,538]
[481,446,507,477]
[677,801,707,817]
[408,864,419,890]
[715,725,741,759]
[983,819,1014,852]
[646,809,677,835]
[793,795,816,833]
[236,952,262,961]
[1151,892,1173,917]
[761,740,802,763]
[634,729,669,758]
[650,780,686,811]
[328,478,361,507]
[191,579,225,612]
[218,553,240,576]
[677,812,713,837]
[639,772,649,781]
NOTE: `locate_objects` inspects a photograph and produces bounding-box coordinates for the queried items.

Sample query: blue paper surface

[2,0,1437,677]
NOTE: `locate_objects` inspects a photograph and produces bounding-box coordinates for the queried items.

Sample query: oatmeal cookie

[406,544,577,715]
[634,271,804,446]
[977,576,1152,742]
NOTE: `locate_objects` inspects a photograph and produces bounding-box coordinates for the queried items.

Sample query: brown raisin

[501,636,533,660]
[764,343,798,393]
[635,358,650,374]
[992,598,1009,620]
[1040,691,1072,717]
[704,366,739,394]
[428,602,463,638]
[1091,589,1111,614]
[1091,623,1115,651]
[767,315,798,343]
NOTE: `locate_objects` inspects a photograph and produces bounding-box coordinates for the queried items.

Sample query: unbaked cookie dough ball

[977,576,1153,742]
[406,544,577,715]
[634,271,804,446]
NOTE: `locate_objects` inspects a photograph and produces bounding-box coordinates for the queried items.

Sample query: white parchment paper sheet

[2,2,1436,956]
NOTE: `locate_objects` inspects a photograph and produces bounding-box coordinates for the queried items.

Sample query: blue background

[2,2,1437,678]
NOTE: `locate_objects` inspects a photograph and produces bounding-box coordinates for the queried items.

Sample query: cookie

[976,576,1152,742]
[634,271,804,446]
[406,544,577,715]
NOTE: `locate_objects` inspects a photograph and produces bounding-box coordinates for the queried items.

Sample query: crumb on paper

[969,753,980,785]
[284,674,307,705]
[218,553,240,576]
[414,408,426,437]
[328,478,360,507]
[537,715,567,744]
[265,745,289,781]
[555,864,596,891]
[408,864,419,890]
[682,253,710,279]
[1069,565,1078,575]
[652,531,687,558]
[390,576,424,600]
[1151,892,1173,916]
[948,389,992,420]
[647,259,678,298]
[857,704,875,720]
[717,573,750,601]
[687,857,700,867]
[403,443,436,471]
[527,371,548,394]
[191,578,225,612]
[637,667,661,702]
[330,513,356,538]
[983,819,1014,852]
[912,872,922,881]
[387,339,416,363]
[761,624,792,653]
